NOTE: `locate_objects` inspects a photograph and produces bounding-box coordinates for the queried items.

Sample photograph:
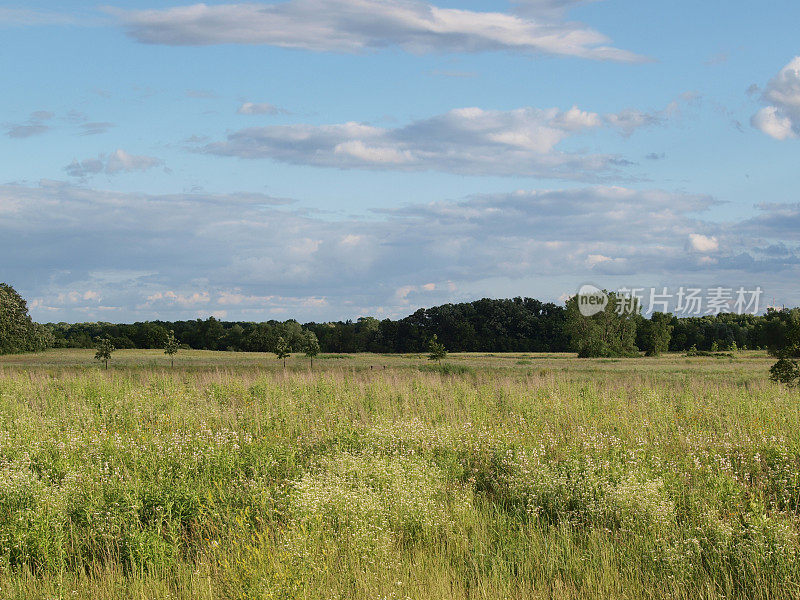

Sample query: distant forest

[44,297,771,354]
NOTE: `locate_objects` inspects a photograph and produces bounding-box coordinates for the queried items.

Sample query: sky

[1,0,799,323]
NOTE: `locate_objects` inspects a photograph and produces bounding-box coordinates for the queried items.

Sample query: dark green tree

[94,337,115,370]
[0,283,52,354]
[565,291,639,358]
[770,358,800,386]
[638,312,674,357]
[759,308,800,386]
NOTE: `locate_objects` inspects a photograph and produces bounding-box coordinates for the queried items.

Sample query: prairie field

[0,349,798,599]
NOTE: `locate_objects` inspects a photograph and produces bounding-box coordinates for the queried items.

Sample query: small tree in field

[302,331,320,369]
[275,336,290,369]
[164,330,180,367]
[428,335,447,363]
[95,337,115,370]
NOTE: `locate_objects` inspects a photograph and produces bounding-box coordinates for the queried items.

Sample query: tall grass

[0,359,799,598]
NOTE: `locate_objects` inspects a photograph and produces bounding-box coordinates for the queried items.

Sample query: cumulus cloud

[111,0,644,62]
[5,181,796,321]
[689,233,719,253]
[64,149,164,179]
[203,105,650,179]
[752,57,800,140]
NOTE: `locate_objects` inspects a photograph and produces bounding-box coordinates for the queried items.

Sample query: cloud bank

[2,182,797,321]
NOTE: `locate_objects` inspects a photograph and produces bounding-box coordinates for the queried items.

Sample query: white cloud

[688,233,719,253]
[752,106,796,140]
[4,182,798,322]
[237,102,285,115]
[105,150,163,174]
[586,253,612,266]
[204,105,644,179]
[65,149,164,179]
[204,99,693,178]
[752,57,800,140]
[333,140,414,164]
[111,0,644,62]
[146,291,211,306]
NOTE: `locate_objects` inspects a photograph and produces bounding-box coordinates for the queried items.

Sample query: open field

[0,347,778,378]
[0,350,799,599]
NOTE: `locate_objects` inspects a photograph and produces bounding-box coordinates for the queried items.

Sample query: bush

[418,363,475,375]
[770,358,800,386]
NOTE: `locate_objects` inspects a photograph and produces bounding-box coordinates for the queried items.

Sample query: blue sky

[2,0,799,322]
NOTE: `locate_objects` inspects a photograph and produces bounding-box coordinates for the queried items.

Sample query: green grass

[0,350,798,598]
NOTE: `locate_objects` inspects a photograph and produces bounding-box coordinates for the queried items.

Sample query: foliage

[427,334,447,362]
[0,283,53,354]
[418,363,474,375]
[759,308,800,359]
[274,336,290,367]
[770,358,800,386]
[670,312,762,353]
[40,297,800,359]
[0,360,798,598]
[756,309,800,384]
[302,330,320,368]
[164,330,180,366]
[94,337,114,369]
[637,312,674,356]
[302,331,320,357]
[43,297,570,354]
[565,291,639,357]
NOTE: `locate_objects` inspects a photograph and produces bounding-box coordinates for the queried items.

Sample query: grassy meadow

[0,349,798,599]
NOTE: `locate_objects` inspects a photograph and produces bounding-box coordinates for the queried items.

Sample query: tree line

[44,298,570,354]
[43,297,780,355]
[1,282,798,383]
